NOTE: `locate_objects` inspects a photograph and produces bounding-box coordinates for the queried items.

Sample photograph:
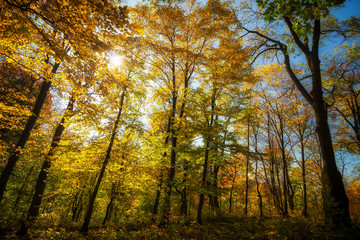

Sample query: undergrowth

[1,216,359,239]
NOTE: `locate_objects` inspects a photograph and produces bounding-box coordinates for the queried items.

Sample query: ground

[1,216,360,240]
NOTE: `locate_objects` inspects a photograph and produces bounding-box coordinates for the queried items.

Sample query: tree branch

[284,17,310,55]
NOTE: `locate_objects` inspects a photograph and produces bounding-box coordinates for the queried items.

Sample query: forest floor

[1,216,360,240]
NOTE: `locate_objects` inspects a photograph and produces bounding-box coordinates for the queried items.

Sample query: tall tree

[242,0,351,227]
[193,31,254,223]
[80,68,131,233]
[134,0,217,225]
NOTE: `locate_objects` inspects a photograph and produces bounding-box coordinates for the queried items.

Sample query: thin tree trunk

[212,165,220,212]
[253,129,263,217]
[197,86,216,224]
[151,118,171,221]
[197,141,210,224]
[244,120,250,215]
[229,173,236,214]
[152,175,163,217]
[103,197,114,225]
[158,86,177,227]
[255,158,263,217]
[0,62,60,202]
[103,181,119,225]
[276,163,284,215]
[179,162,188,215]
[286,167,295,212]
[300,136,308,217]
[278,117,288,216]
[159,136,177,226]
[13,166,35,210]
[282,151,288,216]
[80,89,126,233]
[72,189,84,222]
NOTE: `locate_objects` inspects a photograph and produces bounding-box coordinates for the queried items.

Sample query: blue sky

[332,0,360,20]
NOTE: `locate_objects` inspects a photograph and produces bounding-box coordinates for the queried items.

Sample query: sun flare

[109,54,123,66]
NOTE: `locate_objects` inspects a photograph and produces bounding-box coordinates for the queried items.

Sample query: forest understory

[1,216,360,240]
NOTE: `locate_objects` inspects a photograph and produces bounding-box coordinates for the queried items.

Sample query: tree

[133,0,220,225]
[325,43,360,154]
[192,32,254,223]
[242,0,351,228]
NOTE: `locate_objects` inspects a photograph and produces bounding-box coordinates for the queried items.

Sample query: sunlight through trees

[0,0,359,239]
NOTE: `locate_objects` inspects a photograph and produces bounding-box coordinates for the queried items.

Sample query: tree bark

[0,62,60,202]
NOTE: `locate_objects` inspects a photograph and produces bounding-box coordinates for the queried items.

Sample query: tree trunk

[275,163,284,215]
[197,141,210,224]
[158,86,177,227]
[72,189,84,222]
[13,166,35,210]
[80,89,126,233]
[27,95,74,221]
[311,54,351,226]
[286,167,295,212]
[278,117,288,216]
[244,121,250,215]
[317,106,351,227]
[103,181,119,225]
[152,174,163,220]
[159,137,177,227]
[281,18,351,228]
[151,118,171,221]
[253,129,263,217]
[255,159,263,217]
[229,173,236,214]
[0,62,60,202]
[212,165,220,212]
[311,44,350,227]
[179,162,188,215]
[197,87,216,224]
[300,136,308,217]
